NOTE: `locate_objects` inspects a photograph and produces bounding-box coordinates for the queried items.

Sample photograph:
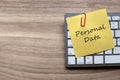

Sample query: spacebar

[105,55,120,63]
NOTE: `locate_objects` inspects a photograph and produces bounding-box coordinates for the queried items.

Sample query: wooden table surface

[0,0,120,80]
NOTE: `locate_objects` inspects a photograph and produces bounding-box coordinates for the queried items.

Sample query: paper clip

[80,13,86,27]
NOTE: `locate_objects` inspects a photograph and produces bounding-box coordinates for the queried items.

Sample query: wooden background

[0,0,120,80]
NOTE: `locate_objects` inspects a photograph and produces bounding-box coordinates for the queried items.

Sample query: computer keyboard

[64,13,120,68]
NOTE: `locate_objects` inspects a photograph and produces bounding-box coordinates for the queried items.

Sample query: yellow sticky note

[66,9,114,58]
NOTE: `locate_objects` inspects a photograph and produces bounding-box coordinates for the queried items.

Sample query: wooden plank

[0,0,120,80]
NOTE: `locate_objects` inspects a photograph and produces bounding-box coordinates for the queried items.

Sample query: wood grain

[0,0,120,80]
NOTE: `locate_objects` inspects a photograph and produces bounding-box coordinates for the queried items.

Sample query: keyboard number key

[68,56,75,65]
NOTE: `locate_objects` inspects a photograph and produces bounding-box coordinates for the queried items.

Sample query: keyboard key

[77,57,84,64]
[118,38,120,45]
[68,40,72,47]
[94,56,103,64]
[111,30,114,37]
[111,22,118,29]
[67,31,70,38]
[119,21,120,28]
[105,49,112,54]
[68,56,75,65]
[112,16,120,20]
[108,16,111,20]
[115,30,120,37]
[105,55,120,63]
[68,48,74,55]
[113,38,116,45]
[113,47,120,54]
[97,52,103,54]
[85,56,93,64]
